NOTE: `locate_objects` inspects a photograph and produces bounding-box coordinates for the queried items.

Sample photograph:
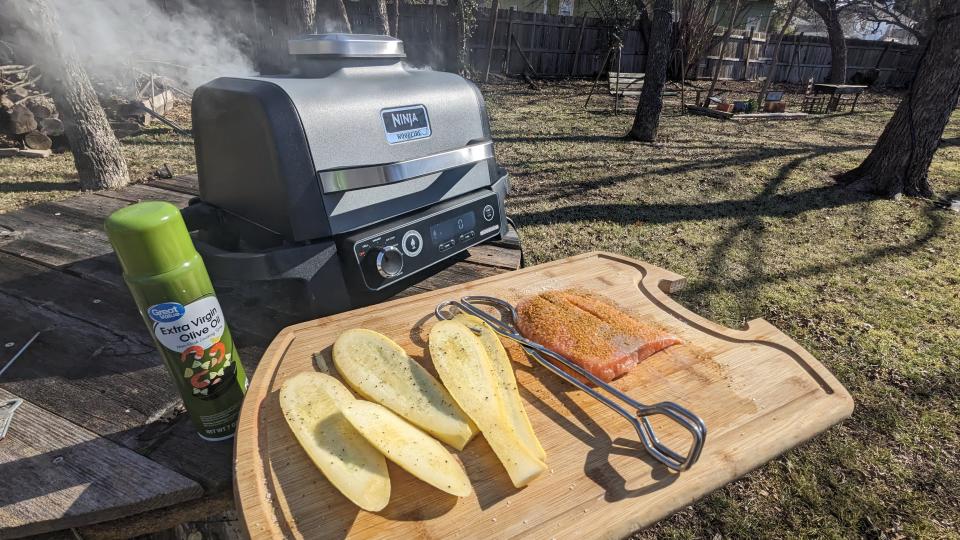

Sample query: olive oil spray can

[105,201,248,441]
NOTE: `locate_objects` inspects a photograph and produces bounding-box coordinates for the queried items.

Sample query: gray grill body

[193,35,499,243]
[186,34,510,329]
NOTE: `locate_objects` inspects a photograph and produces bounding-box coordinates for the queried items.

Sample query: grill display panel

[429,210,476,248]
[345,190,501,291]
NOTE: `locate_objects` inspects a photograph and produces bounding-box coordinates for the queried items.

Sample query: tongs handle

[436,296,707,472]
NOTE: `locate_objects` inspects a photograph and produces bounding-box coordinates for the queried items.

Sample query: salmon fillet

[515,290,681,383]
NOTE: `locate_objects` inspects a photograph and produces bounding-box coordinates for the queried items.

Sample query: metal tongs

[435,295,706,472]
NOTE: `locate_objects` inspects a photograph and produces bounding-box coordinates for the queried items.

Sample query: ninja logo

[381,105,431,143]
[391,112,419,128]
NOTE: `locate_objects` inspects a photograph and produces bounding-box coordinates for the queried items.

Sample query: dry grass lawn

[1,80,957,538]
[0,105,195,212]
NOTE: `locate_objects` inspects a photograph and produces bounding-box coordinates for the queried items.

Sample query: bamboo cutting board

[234,252,854,539]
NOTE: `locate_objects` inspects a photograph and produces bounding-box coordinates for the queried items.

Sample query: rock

[153,163,173,179]
[25,96,57,120]
[0,95,14,110]
[18,148,52,158]
[0,147,19,157]
[7,104,37,134]
[24,130,53,150]
[39,117,64,136]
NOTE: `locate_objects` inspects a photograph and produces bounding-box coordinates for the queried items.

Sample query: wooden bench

[810,83,868,113]
[607,71,645,97]
[585,72,680,114]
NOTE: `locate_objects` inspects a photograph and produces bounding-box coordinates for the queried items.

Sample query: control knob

[371,245,404,278]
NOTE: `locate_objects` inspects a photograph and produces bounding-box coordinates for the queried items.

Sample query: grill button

[401,230,423,257]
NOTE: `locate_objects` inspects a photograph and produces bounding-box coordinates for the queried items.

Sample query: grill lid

[288,34,405,59]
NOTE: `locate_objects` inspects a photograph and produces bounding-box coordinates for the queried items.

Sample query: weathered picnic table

[0,175,521,538]
[812,83,868,113]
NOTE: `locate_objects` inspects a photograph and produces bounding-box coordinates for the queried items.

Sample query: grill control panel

[342,190,502,291]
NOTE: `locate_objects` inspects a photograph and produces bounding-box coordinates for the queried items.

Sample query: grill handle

[318,140,493,193]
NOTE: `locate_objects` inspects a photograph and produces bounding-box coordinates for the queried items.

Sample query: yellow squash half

[333,328,477,450]
[452,313,546,462]
[429,320,548,488]
[340,399,473,498]
[278,372,390,511]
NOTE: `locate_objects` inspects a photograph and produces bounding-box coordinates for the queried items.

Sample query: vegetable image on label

[150,296,238,399]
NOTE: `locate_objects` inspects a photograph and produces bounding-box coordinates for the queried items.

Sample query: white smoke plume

[10,0,256,95]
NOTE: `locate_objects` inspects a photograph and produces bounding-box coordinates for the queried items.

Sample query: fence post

[484,0,501,82]
[742,28,754,80]
[570,15,587,76]
[503,8,516,75]
[873,39,891,85]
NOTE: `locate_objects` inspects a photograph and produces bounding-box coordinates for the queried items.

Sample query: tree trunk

[628,0,673,142]
[824,11,847,82]
[371,0,390,35]
[806,0,847,83]
[447,0,469,74]
[287,0,317,33]
[390,0,400,37]
[318,0,352,33]
[835,8,960,198]
[636,7,653,73]
[4,0,128,190]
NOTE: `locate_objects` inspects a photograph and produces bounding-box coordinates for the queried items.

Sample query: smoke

[11,0,256,95]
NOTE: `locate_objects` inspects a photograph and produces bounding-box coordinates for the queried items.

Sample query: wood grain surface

[234,252,854,539]
[0,389,202,537]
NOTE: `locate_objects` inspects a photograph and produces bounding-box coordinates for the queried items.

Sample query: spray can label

[146,295,246,440]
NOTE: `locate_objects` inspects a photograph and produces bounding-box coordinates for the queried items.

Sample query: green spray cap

[105,201,198,278]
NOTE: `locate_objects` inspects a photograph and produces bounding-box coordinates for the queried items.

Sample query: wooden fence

[696,33,919,86]
[374,6,919,86]
[154,0,920,86]
[345,4,643,77]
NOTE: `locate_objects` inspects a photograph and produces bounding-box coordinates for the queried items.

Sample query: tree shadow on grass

[515,143,947,323]
[0,179,80,193]
[940,137,960,148]
[507,142,878,212]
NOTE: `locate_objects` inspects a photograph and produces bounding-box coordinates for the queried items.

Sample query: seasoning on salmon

[515,290,681,383]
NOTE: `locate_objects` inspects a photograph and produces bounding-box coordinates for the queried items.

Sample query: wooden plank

[96,183,194,206]
[235,252,854,539]
[461,243,521,270]
[402,259,504,296]
[0,252,181,445]
[75,491,235,540]
[0,251,253,494]
[0,388,202,538]
[0,182,190,272]
[685,105,734,119]
[0,196,127,267]
[144,175,199,196]
[731,112,809,121]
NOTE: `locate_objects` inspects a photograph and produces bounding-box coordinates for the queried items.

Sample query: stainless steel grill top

[288,34,405,58]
